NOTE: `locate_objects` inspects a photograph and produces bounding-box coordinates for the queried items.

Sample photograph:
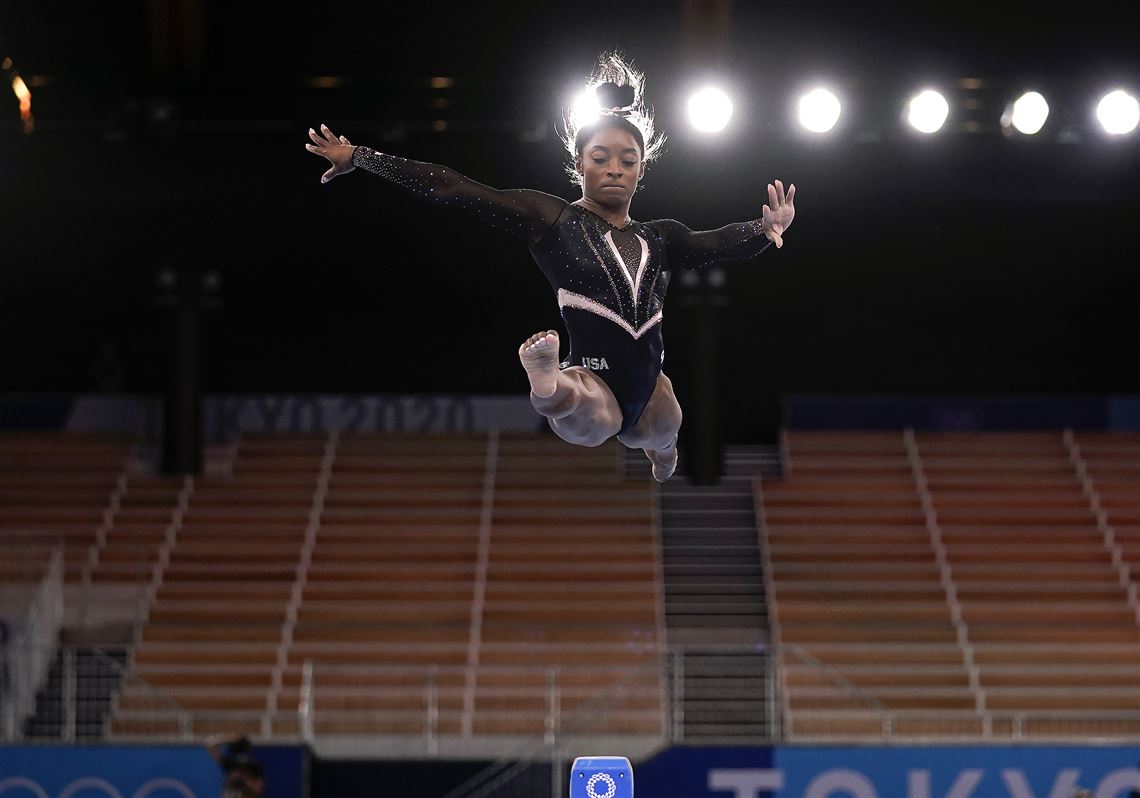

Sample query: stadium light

[1095,89,1139,135]
[687,86,733,133]
[1002,91,1049,135]
[571,87,600,128]
[7,62,33,133]
[906,89,949,134]
[798,88,841,133]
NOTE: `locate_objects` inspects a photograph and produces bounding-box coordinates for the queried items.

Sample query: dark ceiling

[1,1,1138,438]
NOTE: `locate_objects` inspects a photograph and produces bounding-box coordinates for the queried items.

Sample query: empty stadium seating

[107,431,663,740]
[8,426,1140,745]
[759,430,1140,739]
[0,433,136,583]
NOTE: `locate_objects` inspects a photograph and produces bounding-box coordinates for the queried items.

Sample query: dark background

[2,1,1138,440]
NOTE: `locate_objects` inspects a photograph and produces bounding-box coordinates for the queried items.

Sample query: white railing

[1,543,64,740]
[904,429,984,713]
[11,637,1140,748]
[138,475,194,629]
[80,463,130,589]
[296,654,666,754]
[462,428,500,736]
[752,476,789,734]
[270,427,340,730]
[786,709,1140,742]
[777,638,1140,741]
[439,654,668,798]
[1065,428,1140,622]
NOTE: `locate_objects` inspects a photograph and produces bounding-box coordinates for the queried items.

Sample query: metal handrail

[0,542,64,741]
[88,646,186,713]
[18,640,1140,746]
[439,654,667,798]
[781,642,889,714]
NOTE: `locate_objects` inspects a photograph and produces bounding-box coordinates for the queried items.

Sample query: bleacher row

[0,431,663,739]
[762,431,1140,739]
[4,429,1140,741]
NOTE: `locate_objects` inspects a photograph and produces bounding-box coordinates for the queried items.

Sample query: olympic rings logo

[585,773,617,798]
[0,778,198,798]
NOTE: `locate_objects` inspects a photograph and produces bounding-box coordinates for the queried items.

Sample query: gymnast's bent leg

[617,371,682,482]
[519,330,623,448]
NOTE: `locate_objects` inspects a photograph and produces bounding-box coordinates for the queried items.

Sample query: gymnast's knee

[530,387,577,418]
[578,405,622,445]
[550,414,619,447]
[652,403,682,445]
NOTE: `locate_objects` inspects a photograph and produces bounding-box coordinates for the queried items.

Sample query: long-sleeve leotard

[352,146,567,244]
[351,145,773,433]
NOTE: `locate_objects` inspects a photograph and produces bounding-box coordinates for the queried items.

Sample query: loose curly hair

[560,51,666,187]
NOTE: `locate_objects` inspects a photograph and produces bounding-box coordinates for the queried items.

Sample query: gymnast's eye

[592,158,606,164]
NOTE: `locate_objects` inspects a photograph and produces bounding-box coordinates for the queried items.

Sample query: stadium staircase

[22,647,128,739]
[626,444,781,743]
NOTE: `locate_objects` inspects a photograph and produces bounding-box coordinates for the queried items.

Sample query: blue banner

[6,393,1140,435]
[0,746,306,798]
[785,395,1118,431]
[0,393,543,438]
[636,747,777,798]
[635,745,1140,798]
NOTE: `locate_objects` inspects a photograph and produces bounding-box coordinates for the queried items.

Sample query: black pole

[678,267,727,486]
[691,268,727,485]
[159,264,203,475]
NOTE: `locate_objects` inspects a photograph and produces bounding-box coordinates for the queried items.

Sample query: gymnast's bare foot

[646,436,678,483]
[519,330,561,399]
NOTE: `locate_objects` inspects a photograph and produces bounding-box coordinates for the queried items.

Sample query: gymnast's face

[576,127,645,210]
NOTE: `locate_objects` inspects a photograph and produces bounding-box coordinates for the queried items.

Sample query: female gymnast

[305,53,796,481]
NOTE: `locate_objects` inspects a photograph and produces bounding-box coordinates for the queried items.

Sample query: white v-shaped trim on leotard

[603,230,649,308]
[557,289,663,340]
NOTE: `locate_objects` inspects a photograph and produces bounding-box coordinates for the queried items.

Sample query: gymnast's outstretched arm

[653,179,797,270]
[304,123,566,244]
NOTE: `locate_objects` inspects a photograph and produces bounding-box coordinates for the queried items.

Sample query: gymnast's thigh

[617,371,681,450]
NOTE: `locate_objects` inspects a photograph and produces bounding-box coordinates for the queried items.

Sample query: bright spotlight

[11,74,29,102]
[798,88,841,133]
[10,73,33,133]
[571,87,600,127]
[688,87,733,133]
[906,89,949,134]
[1007,91,1049,135]
[1096,89,1139,135]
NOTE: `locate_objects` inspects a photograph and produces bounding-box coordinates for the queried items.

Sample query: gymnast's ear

[574,156,583,175]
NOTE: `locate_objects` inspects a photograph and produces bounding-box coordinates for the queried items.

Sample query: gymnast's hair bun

[560,51,667,187]
[595,82,636,115]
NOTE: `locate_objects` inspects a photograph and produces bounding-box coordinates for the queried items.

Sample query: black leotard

[351,146,772,434]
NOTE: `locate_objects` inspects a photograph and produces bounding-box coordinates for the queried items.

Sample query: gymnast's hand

[761,179,796,249]
[305,123,356,183]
